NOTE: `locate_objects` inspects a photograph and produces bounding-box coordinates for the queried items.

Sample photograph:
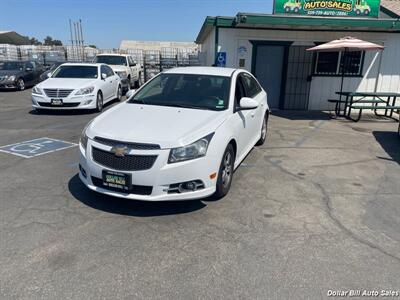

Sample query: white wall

[199,28,215,66]
[203,28,400,110]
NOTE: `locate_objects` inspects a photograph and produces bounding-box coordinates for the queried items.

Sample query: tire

[256,112,269,146]
[95,91,103,112]
[127,76,133,89]
[356,9,361,15]
[364,9,370,15]
[17,78,25,91]
[134,73,141,89]
[116,85,122,101]
[214,144,235,199]
[294,7,299,12]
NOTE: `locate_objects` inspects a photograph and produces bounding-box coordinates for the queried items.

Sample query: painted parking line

[0,137,78,158]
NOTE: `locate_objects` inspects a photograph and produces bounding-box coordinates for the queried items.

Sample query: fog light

[168,180,205,194]
[82,100,93,105]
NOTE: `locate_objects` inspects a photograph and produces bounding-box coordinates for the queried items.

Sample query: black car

[39,62,64,82]
[0,61,43,91]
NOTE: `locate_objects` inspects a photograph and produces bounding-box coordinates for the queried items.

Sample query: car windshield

[51,66,98,79]
[0,62,24,70]
[128,73,231,111]
[95,56,127,66]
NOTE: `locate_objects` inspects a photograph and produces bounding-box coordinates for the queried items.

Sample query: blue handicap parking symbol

[0,137,77,158]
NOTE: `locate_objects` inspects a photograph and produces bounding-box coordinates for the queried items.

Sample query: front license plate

[51,99,63,106]
[102,170,131,191]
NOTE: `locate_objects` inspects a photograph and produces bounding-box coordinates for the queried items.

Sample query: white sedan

[79,67,269,201]
[31,63,122,112]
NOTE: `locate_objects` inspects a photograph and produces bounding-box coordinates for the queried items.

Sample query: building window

[314,51,363,76]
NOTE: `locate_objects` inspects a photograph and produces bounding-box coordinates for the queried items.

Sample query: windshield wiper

[163,103,215,110]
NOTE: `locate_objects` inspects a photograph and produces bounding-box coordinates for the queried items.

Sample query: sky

[0,0,273,48]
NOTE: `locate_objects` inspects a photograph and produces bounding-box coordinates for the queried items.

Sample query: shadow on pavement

[373,131,400,165]
[272,110,331,120]
[68,174,207,217]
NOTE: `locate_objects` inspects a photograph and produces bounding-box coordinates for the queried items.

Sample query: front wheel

[214,144,235,199]
[17,78,25,91]
[116,85,122,101]
[134,73,141,88]
[256,112,269,146]
[95,91,103,112]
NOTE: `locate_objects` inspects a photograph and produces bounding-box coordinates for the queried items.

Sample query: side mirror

[101,73,107,80]
[239,97,259,110]
[47,72,52,78]
[125,89,136,98]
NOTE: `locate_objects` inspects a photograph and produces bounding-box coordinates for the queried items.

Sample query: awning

[0,31,30,45]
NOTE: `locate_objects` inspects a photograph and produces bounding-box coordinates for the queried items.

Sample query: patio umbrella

[307,37,384,101]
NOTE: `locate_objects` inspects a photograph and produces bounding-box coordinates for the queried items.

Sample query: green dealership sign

[274,0,380,17]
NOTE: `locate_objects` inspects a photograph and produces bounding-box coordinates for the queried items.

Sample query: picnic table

[329,91,400,122]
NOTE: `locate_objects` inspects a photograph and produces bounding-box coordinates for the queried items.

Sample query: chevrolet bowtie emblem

[111,145,128,157]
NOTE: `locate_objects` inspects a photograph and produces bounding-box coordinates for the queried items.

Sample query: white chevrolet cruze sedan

[31,63,122,112]
[79,67,269,201]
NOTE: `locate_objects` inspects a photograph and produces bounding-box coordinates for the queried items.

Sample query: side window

[242,73,262,98]
[105,65,114,77]
[26,62,34,69]
[234,75,246,110]
[129,57,136,66]
[100,65,108,77]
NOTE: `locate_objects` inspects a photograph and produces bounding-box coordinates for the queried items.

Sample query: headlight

[80,120,94,152]
[76,86,95,95]
[168,133,214,164]
[116,71,128,78]
[32,86,43,95]
[7,75,16,81]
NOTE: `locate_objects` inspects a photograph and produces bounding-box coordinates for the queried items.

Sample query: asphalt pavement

[0,89,399,299]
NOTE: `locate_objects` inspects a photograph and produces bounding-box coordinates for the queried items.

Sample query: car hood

[87,103,228,149]
[0,70,23,77]
[37,78,98,90]
[108,65,128,72]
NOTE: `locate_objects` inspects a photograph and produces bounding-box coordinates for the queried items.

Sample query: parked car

[39,62,64,82]
[78,67,269,201]
[31,63,122,112]
[93,54,142,91]
[0,60,43,90]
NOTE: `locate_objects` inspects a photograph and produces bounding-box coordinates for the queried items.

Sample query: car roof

[59,63,102,67]
[96,53,128,57]
[163,67,239,77]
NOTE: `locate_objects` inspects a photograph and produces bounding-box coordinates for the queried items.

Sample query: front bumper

[32,93,97,110]
[0,81,17,89]
[78,140,219,201]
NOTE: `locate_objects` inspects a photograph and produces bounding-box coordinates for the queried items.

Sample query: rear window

[94,56,127,66]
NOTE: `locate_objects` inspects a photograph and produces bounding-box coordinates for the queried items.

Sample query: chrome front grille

[94,136,161,150]
[44,89,74,98]
[92,147,157,171]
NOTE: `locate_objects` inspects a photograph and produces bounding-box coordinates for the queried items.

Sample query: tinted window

[234,75,246,110]
[129,73,231,111]
[103,65,114,77]
[95,56,127,66]
[52,66,98,79]
[0,61,24,70]
[242,73,262,98]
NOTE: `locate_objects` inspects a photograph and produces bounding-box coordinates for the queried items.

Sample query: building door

[254,45,285,109]
[283,46,313,110]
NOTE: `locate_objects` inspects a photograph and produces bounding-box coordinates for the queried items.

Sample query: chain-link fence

[0,44,203,82]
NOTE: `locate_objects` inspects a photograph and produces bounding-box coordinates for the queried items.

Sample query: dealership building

[196,0,400,110]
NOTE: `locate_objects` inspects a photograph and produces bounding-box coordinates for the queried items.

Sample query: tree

[88,44,97,49]
[44,36,63,46]
[29,37,42,45]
